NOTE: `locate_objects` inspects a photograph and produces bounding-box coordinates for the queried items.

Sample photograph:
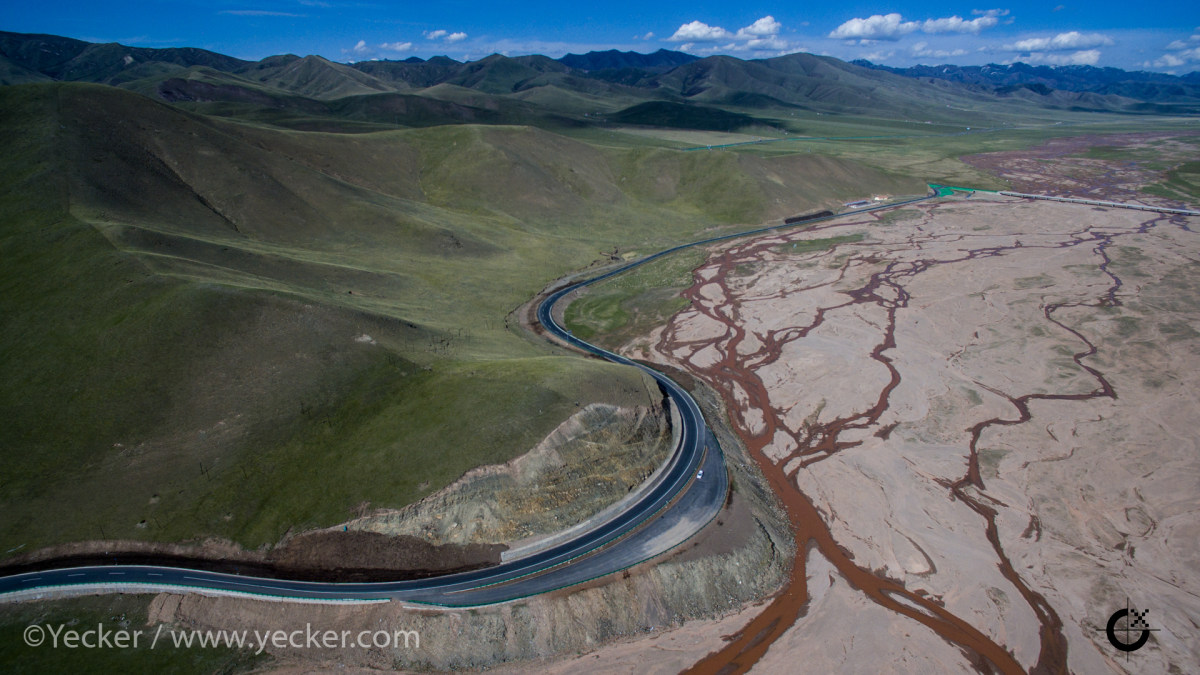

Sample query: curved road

[0,245,732,606]
[0,189,937,605]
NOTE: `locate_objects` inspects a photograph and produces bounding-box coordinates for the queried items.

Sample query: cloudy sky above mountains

[4,1,1197,72]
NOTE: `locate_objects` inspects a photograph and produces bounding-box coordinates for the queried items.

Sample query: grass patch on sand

[875,208,924,225]
[774,233,865,256]
[564,248,707,349]
[1144,160,1200,205]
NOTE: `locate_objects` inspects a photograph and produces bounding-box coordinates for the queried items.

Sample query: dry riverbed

[622,191,1199,673]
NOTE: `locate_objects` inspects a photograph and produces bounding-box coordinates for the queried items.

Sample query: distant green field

[1072,135,1200,204]
[1146,160,1200,203]
[713,116,1200,190]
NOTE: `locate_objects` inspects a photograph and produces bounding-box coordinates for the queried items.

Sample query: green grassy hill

[0,31,248,85]
[238,54,393,100]
[0,82,926,556]
[610,101,775,132]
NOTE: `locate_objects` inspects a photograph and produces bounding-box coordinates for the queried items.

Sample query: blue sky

[3,1,1198,72]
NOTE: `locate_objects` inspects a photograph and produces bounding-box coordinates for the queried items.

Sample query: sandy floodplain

[623,193,1200,673]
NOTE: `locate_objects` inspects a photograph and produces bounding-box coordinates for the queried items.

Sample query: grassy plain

[605,109,1200,192]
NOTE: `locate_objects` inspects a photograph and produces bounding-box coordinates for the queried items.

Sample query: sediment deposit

[630,193,1200,672]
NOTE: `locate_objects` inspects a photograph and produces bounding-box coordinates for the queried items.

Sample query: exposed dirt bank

[3,358,794,671]
[0,398,670,583]
[136,375,794,671]
[347,403,672,548]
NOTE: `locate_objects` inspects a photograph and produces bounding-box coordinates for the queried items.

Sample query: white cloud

[748,36,788,48]
[635,31,655,41]
[1150,46,1200,68]
[668,16,798,55]
[736,16,782,39]
[678,42,731,54]
[1003,31,1114,52]
[911,41,969,59]
[380,41,413,52]
[350,40,371,57]
[422,29,467,44]
[1023,49,1102,65]
[922,15,999,34]
[860,50,896,63]
[831,12,1006,41]
[668,20,734,43]
[829,14,919,41]
[1166,35,1200,50]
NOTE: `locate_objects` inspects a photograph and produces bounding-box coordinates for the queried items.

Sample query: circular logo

[23,624,45,647]
[1106,608,1150,652]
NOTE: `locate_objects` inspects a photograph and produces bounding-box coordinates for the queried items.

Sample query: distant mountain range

[854,60,1200,103]
[2,30,1197,133]
[558,48,699,73]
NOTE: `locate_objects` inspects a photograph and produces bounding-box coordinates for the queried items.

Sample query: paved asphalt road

[0,248,733,606]
[0,190,937,605]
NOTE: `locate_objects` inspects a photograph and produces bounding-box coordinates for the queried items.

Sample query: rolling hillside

[0,31,248,85]
[0,80,926,556]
